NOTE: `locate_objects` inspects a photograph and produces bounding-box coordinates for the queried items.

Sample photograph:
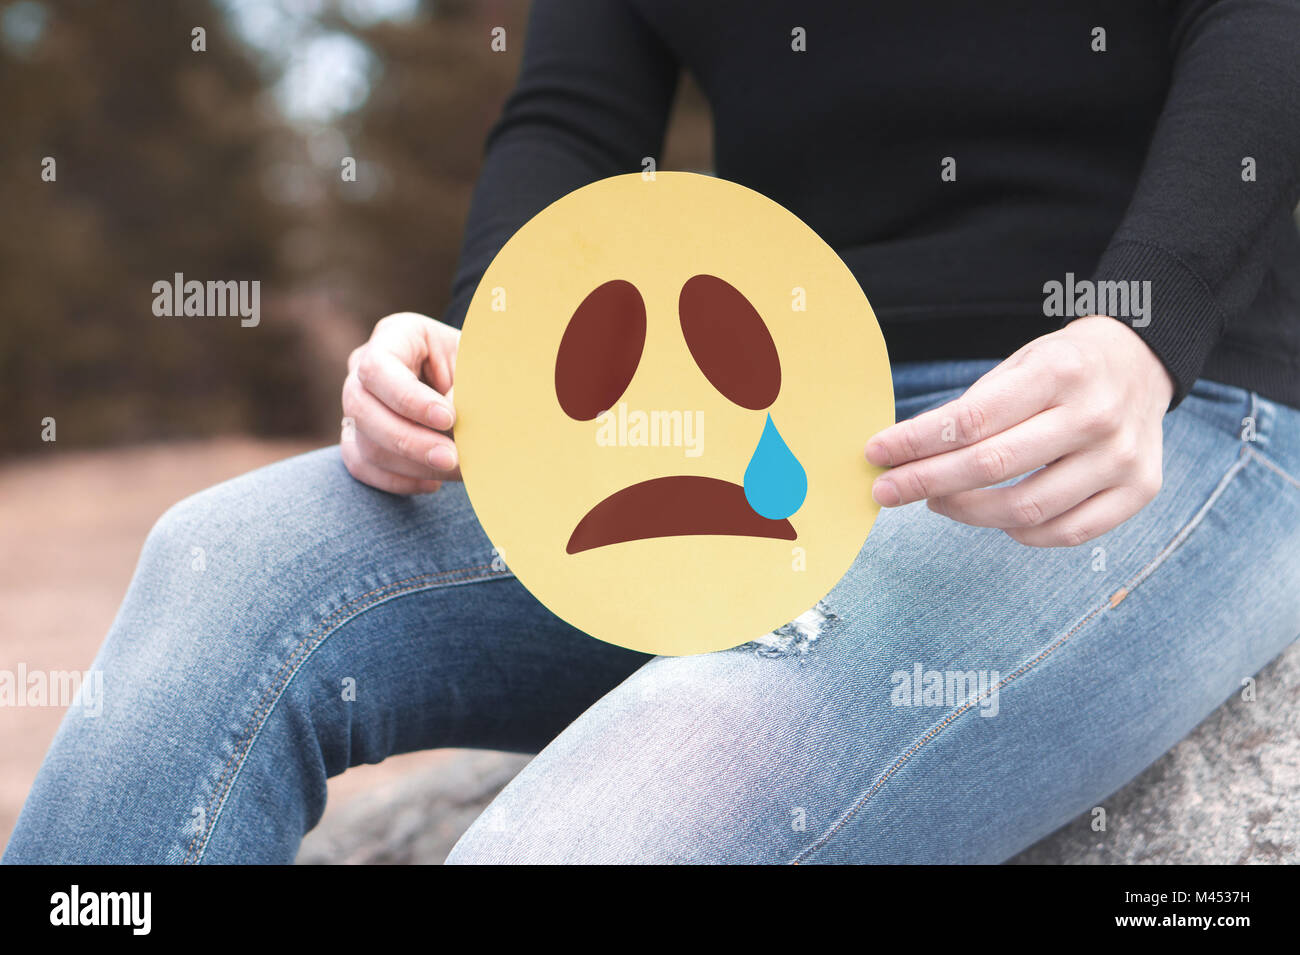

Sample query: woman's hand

[341,312,461,494]
[864,316,1176,547]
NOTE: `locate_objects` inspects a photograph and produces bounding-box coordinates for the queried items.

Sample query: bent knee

[140,447,354,582]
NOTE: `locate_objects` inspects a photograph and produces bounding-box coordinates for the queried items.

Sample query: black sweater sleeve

[1087,0,1300,408]
[440,0,679,329]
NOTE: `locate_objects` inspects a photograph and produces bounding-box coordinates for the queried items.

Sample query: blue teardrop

[743,414,808,520]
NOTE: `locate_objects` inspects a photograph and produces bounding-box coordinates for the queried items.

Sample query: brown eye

[678,274,780,410]
[555,280,646,421]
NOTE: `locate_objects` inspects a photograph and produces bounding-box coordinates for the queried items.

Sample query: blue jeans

[6,360,1300,864]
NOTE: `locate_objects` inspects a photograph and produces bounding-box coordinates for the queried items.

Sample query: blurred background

[0,0,710,856]
[1,0,711,454]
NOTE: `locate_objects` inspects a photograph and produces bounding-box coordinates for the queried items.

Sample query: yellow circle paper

[455,172,893,656]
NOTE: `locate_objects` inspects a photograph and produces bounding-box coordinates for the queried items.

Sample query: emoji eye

[678,274,780,410]
[555,279,647,421]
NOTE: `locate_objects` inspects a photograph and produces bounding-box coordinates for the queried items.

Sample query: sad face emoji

[455,172,892,655]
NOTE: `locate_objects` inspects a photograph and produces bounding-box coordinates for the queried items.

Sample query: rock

[1010,640,1300,864]
[296,751,530,865]
[298,642,1300,864]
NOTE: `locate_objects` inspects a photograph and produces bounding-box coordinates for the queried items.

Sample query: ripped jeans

[6,359,1300,864]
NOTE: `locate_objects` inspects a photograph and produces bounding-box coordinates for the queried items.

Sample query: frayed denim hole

[738,600,839,658]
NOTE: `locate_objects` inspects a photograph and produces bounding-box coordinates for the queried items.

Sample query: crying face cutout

[454,172,893,656]
[562,273,806,555]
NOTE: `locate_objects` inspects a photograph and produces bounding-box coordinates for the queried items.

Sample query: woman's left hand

[864,315,1176,547]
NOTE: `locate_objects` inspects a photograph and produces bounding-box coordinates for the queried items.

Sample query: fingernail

[872,478,901,507]
[865,439,892,467]
[428,446,457,471]
[429,404,454,430]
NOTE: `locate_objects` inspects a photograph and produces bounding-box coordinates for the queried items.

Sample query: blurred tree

[321,0,712,326]
[316,0,536,324]
[0,0,712,455]
[0,0,311,453]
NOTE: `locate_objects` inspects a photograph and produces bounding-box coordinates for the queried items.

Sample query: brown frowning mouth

[566,475,797,554]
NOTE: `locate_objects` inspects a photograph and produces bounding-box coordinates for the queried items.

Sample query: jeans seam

[1239,391,1300,493]
[791,444,1250,864]
[1104,446,1249,602]
[183,562,506,864]
[1245,445,1300,492]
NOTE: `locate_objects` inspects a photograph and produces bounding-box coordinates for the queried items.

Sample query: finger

[375,312,459,414]
[866,357,1060,466]
[927,448,1122,528]
[353,431,448,481]
[873,406,1085,506]
[355,343,456,431]
[1005,485,1147,548]
[340,439,443,495]
[420,324,458,396]
[344,374,462,478]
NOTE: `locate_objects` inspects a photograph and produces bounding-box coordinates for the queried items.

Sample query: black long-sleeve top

[444,0,1300,410]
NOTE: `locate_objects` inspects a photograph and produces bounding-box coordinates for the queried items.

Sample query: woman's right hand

[341,312,461,494]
